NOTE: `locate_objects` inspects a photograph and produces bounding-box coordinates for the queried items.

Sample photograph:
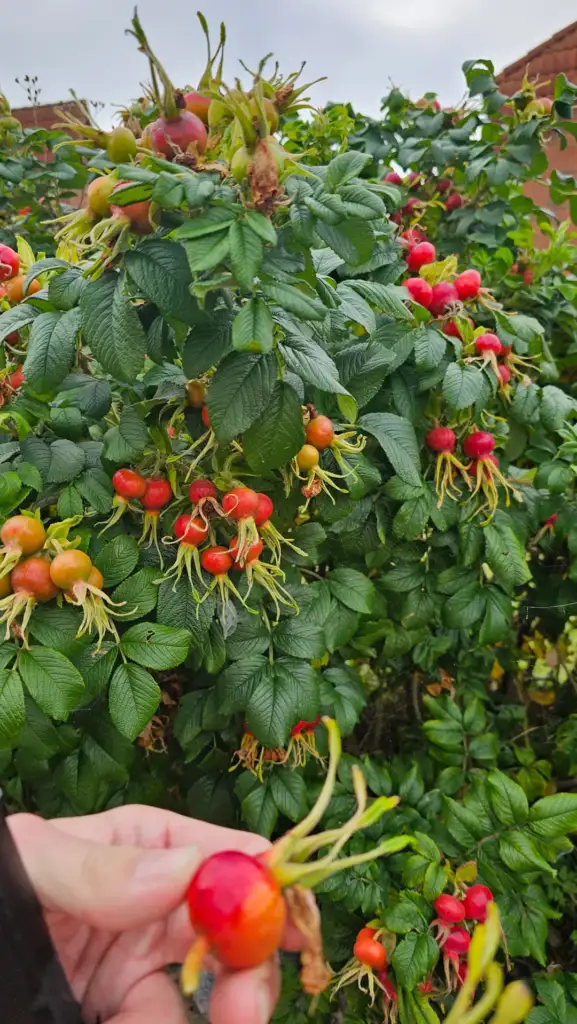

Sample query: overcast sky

[1,1,576,121]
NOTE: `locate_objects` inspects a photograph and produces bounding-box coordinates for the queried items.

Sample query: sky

[1,0,576,122]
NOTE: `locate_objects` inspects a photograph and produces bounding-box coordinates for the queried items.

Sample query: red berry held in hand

[463,884,494,922]
[407,241,436,273]
[185,851,286,971]
[454,269,481,301]
[426,427,457,454]
[433,894,466,923]
[463,431,495,460]
[403,277,433,309]
[112,468,147,500]
[443,927,471,957]
[429,281,459,316]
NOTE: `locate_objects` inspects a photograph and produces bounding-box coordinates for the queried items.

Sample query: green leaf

[269,771,307,822]
[383,897,430,934]
[157,576,214,654]
[479,587,512,644]
[48,267,87,310]
[182,311,233,377]
[0,303,40,342]
[94,535,139,587]
[236,774,278,837]
[183,230,230,273]
[484,522,531,589]
[246,659,319,747]
[442,583,486,629]
[207,352,276,444]
[315,218,374,266]
[540,385,574,431]
[423,861,449,901]
[335,343,395,409]
[392,933,439,989]
[323,667,366,734]
[273,617,326,659]
[0,670,25,747]
[243,381,305,472]
[120,623,191,669]
[226,611,270,661]
[498,831,555,875]
[261,280,327,321]
[80,273,147,382]
[46,439,85,484]
[325,151,371,190]
[217,655,268,713]
[23,309,80,392]
[174,206,237,239]
[324,601,360,652]
[487,769,529,826]
[244,210,278,246]
[278,334,347,394]
[232,298,274,354]
[124,239,200,325]
[229,220,263,291]
[19,647,84,720]
[75,469,114,514]
[414,329,446,372]
[443,362,484,409]
[108,663,161,741]
[57,484,84,518]
[382,562,426,593]
[328,568,377,614]
[529,793,577,838]
[102,407,148,463]
[358,413,421,486]
[111,567,159,622]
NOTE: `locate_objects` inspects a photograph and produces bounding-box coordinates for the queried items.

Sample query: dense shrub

[0,21,576,1023]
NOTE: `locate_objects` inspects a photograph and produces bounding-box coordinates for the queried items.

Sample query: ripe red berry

[402,196,419,216]
[149,112,207,158]
[433,894,466,924]
[229,537,263,567]
[403,277,433,309]
[497,364,512,386]
[457,961,468,984]
[0,245,20,282]
[174,514,209,547]
[426,427,457,454]
[544,513,558,528]
[254,493,274,527]
[381,976,397,1001]
[407,241,436,273]
[12,556,59,603]
[201,406,211,429]
[429,281,459,316]
[353,928,387,971]
[454,269,481,301]
[8,366,25,390]
[222,487,260,520]
[446,193,464,212]
[406,171,421,188]
[475,333,502,356]
[383,171,403,185]
[112,468,147,500]
[201,546,233,576]
[443,928,471,957]
[437,177,451,193]
[511,263,519,275]
[189,479,218,504]
[463,884,494,922]
[470,453,499,475]
[306,415,335,450]
[523,268,534,285]
[186,851,286,971]
[443,317,474,340]
[291,716,321,736]
[142,477,172,509]
[463,431,495,460]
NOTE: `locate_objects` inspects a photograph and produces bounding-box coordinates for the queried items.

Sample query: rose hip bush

[0,17,575,1021]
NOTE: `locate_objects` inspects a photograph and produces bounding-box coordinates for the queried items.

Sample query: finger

[51,805,269,858]
[110,971,188,1024]
[209,958,281,1024]
[9,814,200,931]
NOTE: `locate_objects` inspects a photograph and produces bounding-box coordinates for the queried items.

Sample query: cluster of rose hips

[333,925,396,1009]
[402,246,482,317]
[383,169,464,225]
[425,427,519,516]
[111,468,299,618]
[432,885,494,986]
[235,716,323,778]
[0,515,122,647]
[293,413,366,504]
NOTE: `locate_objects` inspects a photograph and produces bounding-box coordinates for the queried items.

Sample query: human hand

[9,805,306,1024]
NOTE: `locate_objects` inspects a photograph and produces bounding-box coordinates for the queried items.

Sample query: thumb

[9,813,200,931]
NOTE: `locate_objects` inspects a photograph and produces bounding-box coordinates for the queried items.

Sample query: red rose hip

[407,241,436,273]
[403,277,433,309]
[454,269,481,300]
[430,281,459,316]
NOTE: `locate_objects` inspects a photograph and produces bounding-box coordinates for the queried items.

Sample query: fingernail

[134,845,200,883]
